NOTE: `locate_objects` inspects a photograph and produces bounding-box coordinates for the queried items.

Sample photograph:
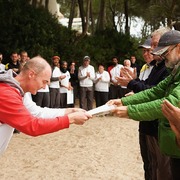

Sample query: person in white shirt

[78,56,95,110]
[94,64,110,107]
[120,59,134,97]
[0,53,5,74]
[49,56,65,108]
[32,84,50,107]
[108,57,123,99]
[59,61,73,108]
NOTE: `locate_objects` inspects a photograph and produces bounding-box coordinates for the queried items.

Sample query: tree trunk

[90,0,95,34]
[45,0,49,10]
[124,0,129,35]
[84,0,91,34]
[108,0,117,31]
[32,0,38,7]
[78,0,86,34]
[96,0,106,32]
[68,0,76,30]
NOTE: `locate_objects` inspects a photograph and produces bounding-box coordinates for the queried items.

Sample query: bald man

[0,56,91,155]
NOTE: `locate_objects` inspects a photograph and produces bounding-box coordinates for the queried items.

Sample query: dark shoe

[13,129,20,134]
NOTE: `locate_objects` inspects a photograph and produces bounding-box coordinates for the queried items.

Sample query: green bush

[0,0,142,67]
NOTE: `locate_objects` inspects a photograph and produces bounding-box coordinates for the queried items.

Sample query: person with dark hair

[130,55,141,77]
[108,56,123,99]
[94,64,110,107]
[59,61,73,108]
[68,61,79,107]
[49,56,64,108]
[5,52,20,74]
[0,52,5,74]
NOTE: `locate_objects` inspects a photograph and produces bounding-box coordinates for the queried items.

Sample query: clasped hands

[115,67,136,87]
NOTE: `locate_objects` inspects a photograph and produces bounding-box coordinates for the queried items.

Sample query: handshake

[68,99,128,126]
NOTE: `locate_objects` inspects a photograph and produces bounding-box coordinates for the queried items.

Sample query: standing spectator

[19,51,28,70]
[120,59,134,97]
[5,52,20,74]
[0,52,5,73]
[49,56,62,108]
[59,61,72,108]
[94,64,110,107]
[32,84,50,107]
[108,56,123,99]
[78,56,95,110]
[130,55,141,77]
[68,61,79,107]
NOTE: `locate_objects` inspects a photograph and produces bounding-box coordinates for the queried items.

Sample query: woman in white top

[94,64,110,107]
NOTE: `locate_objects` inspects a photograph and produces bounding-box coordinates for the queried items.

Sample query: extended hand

[68,111,92,125]
[107,99,123,107]
[111,106,129,118]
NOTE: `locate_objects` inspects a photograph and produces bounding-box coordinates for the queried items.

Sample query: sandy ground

[0,115,144,180]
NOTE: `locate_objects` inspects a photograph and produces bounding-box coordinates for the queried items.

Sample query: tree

[68,0,76,30]
[96,0,106,32]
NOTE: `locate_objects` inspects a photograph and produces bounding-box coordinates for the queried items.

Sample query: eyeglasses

[160,45,177,60]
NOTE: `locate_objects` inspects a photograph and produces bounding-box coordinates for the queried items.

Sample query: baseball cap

[139,37,151,49]
[83,56,90,60]
[52,56,60,60]
[152,30,180,55]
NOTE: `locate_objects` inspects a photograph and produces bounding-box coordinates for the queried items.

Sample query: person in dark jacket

[116,27,171,180]
[108,29,180,180]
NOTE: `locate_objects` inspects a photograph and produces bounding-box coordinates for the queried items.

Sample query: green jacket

[122,62,180,158]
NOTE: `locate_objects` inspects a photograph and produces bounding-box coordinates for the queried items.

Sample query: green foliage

[0,0,142,67]
[0,0,73,63]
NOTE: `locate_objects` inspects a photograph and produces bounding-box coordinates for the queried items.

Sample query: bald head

[22,56,51,75]
[16,56,52,94]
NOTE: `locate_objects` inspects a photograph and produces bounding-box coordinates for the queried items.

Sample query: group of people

[0,28,180,180]
[108,29,180,180]
[28,54,139,110]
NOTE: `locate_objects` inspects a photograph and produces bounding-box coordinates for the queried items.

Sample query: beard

[60,67,67,73]
[165,57,179,69]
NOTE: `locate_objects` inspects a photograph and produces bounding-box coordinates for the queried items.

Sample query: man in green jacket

[108,30,180,179]
[162,100,180,147]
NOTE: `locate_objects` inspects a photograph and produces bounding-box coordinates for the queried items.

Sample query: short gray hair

[151,27,171,38]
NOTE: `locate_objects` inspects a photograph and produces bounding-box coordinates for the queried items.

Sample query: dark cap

[139,37,151,49]
[152,30,180,55]
[83,56,90,60]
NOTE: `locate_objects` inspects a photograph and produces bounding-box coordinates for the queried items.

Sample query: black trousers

[49,88,60,108]
[60,93,67,108]
[94,91,109,107]
[139,132,151,180]
[32,92,50,107]
[109,84,123,99]
[170,158,180,180]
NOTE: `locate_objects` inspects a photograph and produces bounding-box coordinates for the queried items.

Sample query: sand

[0,115,144,180]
